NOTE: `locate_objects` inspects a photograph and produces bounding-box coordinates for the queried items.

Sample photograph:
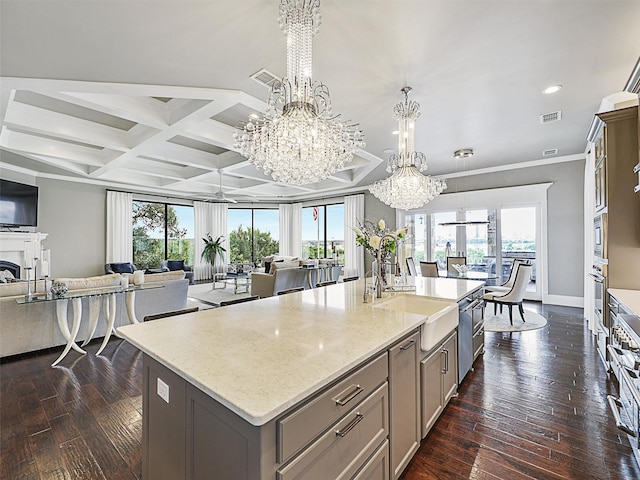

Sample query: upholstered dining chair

[485,258,530,295]
[446,256,467,274]
[406,257,418,276]
[483,264,532,325]
[419,261,439,278]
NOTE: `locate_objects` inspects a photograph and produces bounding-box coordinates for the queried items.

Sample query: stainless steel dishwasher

[457,287,485,384]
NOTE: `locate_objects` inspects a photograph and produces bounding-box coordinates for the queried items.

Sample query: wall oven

[607,311,640,468]
[593,213,607,260]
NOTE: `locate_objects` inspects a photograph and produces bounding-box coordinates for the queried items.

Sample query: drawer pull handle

[400,340,416,351]
[334,384,364,406]
[335,413,364,437]
[607,395,636,437]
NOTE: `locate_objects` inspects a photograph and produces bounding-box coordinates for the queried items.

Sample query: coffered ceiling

[1,0,639,203]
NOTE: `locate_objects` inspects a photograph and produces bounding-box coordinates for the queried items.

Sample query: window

[227,208,279,264]
[132,201,194,270]
[501,206,536,290]
[431,212,457,269]
[302,204,344,263]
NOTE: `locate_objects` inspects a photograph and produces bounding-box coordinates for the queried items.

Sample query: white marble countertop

[609,288,640,316]
[117,278,480,426]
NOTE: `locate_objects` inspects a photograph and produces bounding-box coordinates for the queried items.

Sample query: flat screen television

[0,179,39,227]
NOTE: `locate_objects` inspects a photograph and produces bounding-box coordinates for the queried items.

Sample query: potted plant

[201,233,226,280]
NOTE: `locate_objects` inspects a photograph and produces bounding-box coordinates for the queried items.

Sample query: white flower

[352,226,363,237]
[370,235,381,249]
[378,219,386,230]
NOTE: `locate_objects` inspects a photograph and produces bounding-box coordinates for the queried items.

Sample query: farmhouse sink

[372,295,459,351]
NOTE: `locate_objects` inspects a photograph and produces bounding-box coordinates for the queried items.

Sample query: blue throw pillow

[167,260,185,271]
[111,262,134,274]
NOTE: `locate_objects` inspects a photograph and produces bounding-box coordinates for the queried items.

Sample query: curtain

[106,191,133,263]
[279,203,302,257]
[194,202,228,281]
[344,194,364,279]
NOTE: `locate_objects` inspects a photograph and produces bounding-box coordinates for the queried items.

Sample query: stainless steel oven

[594,213,607,259]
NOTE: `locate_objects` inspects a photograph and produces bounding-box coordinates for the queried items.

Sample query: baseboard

[542,294,584,308]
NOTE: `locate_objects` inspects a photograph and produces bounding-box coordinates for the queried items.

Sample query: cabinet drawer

[278,352,388,463]
[277,383,389,480]
[353,440,390,480]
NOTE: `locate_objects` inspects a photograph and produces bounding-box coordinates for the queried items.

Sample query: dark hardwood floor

[1,303,639,479]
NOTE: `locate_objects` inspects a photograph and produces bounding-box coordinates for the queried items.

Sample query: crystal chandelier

[233,0,365,185]
[369,87,446,210]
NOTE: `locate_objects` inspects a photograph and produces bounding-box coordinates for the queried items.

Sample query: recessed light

[454,148,474,159]
[248,113,260,120]
[391,130,399,135]
[543,85,562,95]
[382,148,394,154]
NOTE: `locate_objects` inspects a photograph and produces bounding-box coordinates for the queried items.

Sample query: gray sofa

[250,264,308,298]
[0,271,189,358]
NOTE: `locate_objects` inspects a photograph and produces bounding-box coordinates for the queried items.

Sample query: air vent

[250,69,282,89]
[539,110,562,124]
[542,148,558,157]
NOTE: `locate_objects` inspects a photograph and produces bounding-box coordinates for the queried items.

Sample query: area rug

[483,308,548,332]
[188,282,251,307]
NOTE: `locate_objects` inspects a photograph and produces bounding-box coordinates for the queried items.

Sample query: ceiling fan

[210,169,237,203]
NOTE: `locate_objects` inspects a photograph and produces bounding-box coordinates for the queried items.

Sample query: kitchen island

[117,278,483,480]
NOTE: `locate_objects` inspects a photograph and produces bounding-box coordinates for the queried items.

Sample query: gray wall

[445,159,585,298]
[2,159,585,297]
[37,178,107,278]
[363,192,397,269]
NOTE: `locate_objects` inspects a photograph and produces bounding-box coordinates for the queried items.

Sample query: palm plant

[201,234,226,276]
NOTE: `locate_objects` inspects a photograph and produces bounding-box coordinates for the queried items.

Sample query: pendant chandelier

[369,87,446,210]
[233,0,365,185]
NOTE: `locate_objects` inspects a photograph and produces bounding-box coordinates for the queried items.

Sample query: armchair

[161,259,194,285]
[105,262,136,274]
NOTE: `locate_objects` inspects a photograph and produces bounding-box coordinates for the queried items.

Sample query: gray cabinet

[143,356,187,480]
[142,330,421,480]
[420,331,458,438]
[388,331,420,479]
[353,441,390,480]
[457,286,484,384]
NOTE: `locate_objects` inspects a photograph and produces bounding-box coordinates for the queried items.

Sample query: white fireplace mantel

[0,232,49,279]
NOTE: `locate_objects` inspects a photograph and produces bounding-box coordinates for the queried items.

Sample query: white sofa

[0,271,189,358]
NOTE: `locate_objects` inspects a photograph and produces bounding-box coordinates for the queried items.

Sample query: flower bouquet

[353,219,408,285]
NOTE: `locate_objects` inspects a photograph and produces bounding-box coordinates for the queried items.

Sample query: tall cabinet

[597,106,640,292]
[593,105,640,366]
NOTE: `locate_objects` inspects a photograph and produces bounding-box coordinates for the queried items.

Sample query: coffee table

[213,273,251,294]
